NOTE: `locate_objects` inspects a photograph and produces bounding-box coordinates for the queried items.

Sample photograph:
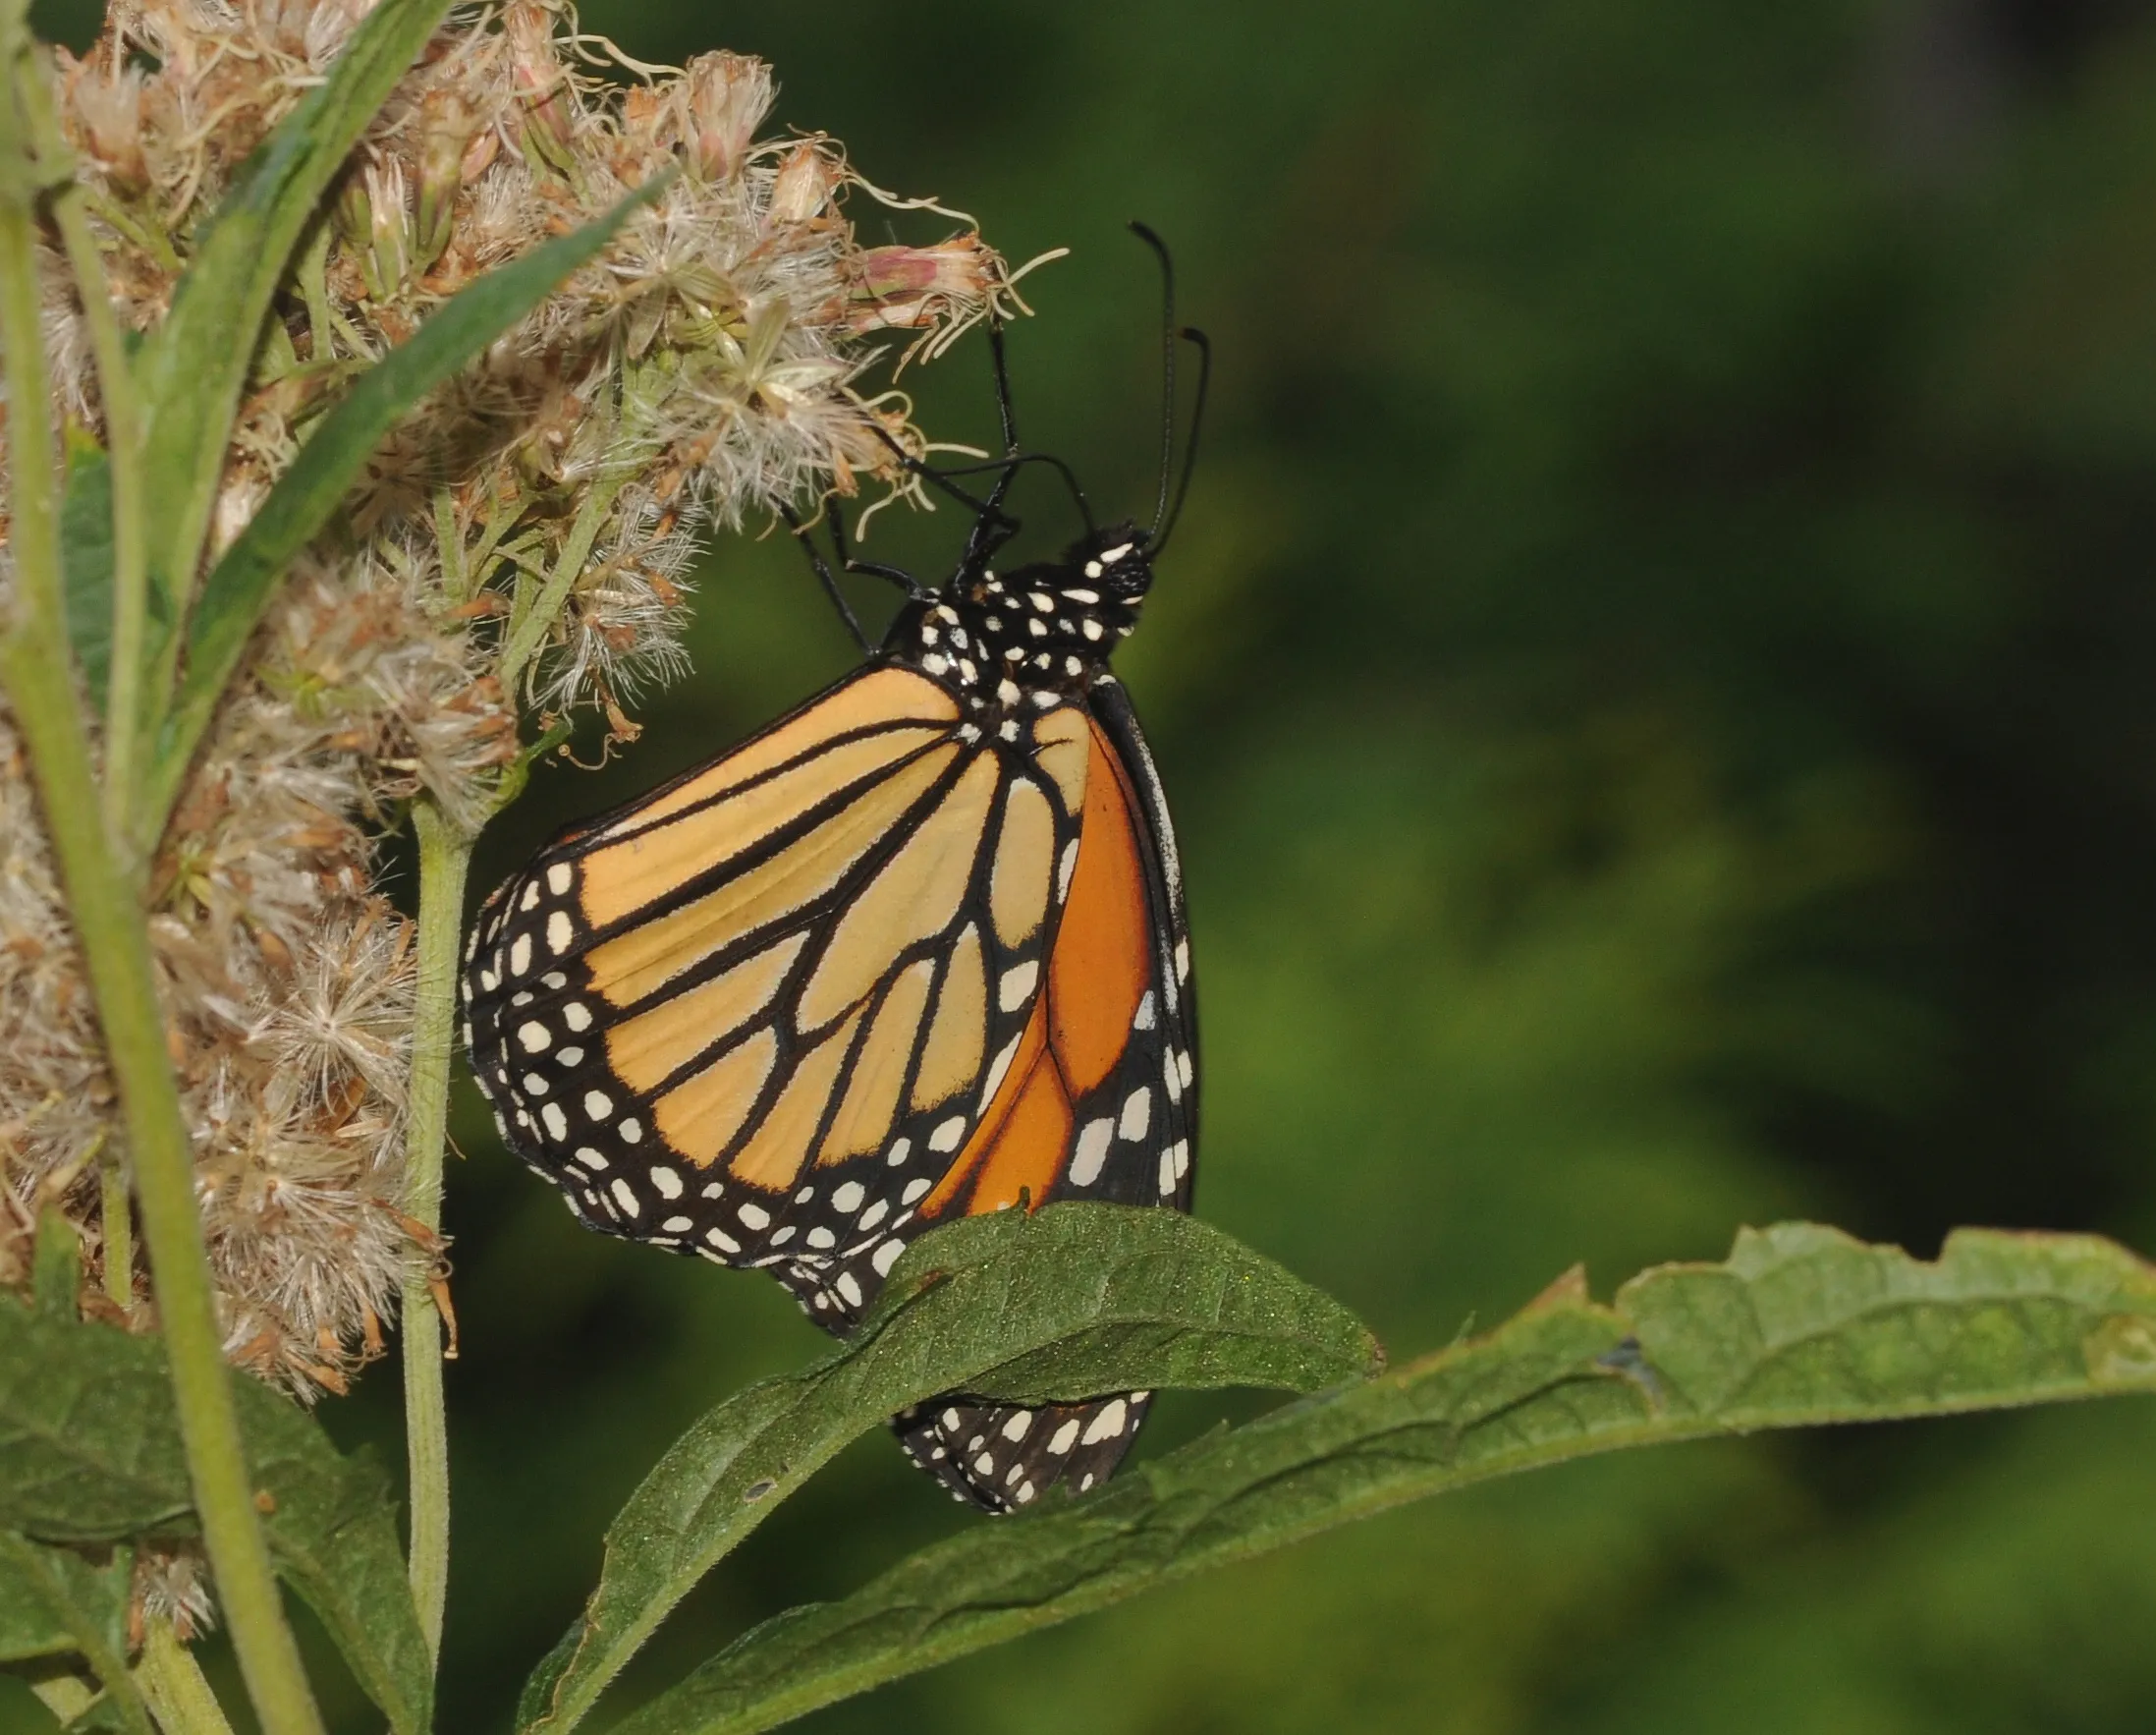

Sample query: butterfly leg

[779,502,873,653]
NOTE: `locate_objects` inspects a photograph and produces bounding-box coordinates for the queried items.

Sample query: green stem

[13,46,150,838]
[496,472,628,693]
[401,797,473,1665]
[0,37,326,1735]
[138,1619,240,1735]
[83,184,181,272]
[101,1153,135,1308]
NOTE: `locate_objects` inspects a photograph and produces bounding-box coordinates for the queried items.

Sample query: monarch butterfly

[462,232,1204,1512]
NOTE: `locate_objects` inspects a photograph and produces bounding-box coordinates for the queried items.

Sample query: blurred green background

[32,0,2156,1729]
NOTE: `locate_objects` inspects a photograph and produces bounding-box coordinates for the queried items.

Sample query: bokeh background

[26,0,2156,1729]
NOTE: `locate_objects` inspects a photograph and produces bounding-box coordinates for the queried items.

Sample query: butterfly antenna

[1129,221,1179,538]
[989,320,1021,460]
[1153,326,1210,555]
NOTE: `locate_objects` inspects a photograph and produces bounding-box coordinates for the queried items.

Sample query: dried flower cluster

[1,0,1020,1394]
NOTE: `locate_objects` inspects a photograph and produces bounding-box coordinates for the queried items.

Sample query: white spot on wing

[980,1034,1022,1108]
[1081,1397,1129,1443]
[1070,1119,1115,1186]
[1120,1088,1150,1141]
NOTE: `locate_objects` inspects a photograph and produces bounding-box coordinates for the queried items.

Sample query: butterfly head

[1065,521,1157,607]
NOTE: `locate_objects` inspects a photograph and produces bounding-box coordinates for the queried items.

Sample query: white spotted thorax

[896,522,1152,732]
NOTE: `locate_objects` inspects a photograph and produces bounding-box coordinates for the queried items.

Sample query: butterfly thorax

[883,525,1153,733]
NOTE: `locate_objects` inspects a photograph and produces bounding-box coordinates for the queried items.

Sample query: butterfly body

[462,520,1196,1510]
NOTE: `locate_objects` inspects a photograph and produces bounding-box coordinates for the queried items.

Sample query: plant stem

[497,471,628,692]
[0,36,326,1735]
[401,796,473,1665]
[13,41,149,837]
[101,1153,135,1307]
[138,1619,240,1735]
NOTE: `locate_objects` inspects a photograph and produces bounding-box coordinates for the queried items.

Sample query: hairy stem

[401,797,473,1664]
[0,30,326,1735]
[497,471,629,693]
[100,1154,134,1307]
[137,1620,239,1735]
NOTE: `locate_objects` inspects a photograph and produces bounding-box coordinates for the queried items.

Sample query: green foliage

[146,174,671,833]
[57,442,114,711]
[0,1536,147,1735]
[127,0,453,733]
[0,1537,128,1670]
[0,1297,429,1735]
[605,1224,2156,1735]
[519,1203,1378,1734]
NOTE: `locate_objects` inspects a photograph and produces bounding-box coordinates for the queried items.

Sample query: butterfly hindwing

[883,676,1199,1511]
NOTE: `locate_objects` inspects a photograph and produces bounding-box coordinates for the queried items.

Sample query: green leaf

[129,0,454,755]
[0,1536,147,1735]
[236,1402,429,1735]
[58,444,114,711]
[0,1298,194,1542]
[144,175,671,834]
[611,1222,2156,1735]
[0,1538,128,1669]
[517,1203,1378,1735]
[0,1297,432,1735]
[30,1208,82,1321]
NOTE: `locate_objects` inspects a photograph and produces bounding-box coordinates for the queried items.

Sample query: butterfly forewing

[463,667,1094,1323]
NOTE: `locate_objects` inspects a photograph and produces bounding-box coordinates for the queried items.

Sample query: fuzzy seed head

[5,0,1032,1413]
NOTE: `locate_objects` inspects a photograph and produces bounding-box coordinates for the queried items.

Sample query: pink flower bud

[678,52,772,183]
[504,1,580,176]
[64,57,147,191]
[846,236,999,332]
[414,90,473,270]
[767,141,843,224]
